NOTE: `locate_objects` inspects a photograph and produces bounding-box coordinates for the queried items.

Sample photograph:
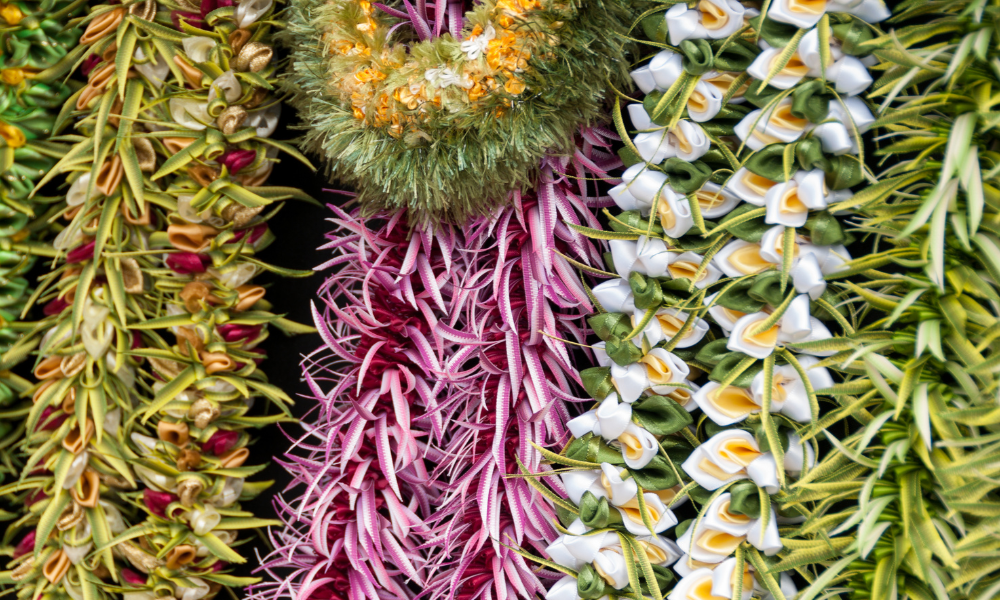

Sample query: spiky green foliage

[280,0,639,224]
[771,3,1000,600]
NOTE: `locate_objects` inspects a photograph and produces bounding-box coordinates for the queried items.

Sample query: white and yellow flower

[634,119,711,164]
[633,307,711,349]
[682,429,814,493]
[591,278,636,314]
[675,493,782,563]
[664,0,754,45]
[763,169,851,227]
[559,465,684,535]
[568,396,658,469]
[694,356,831,424]
[691,182,743,219]
[609,236,673,279]
[748,28,873,97]
[595,346,692,402]
[726,296,834,358]
[767,0,889,30]
[608,165,695,238]
[630,51,726,122]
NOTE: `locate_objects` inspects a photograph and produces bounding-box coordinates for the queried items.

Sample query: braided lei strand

[0,0,82,490]
[0,0,312,598]
[247,129,622,600]
[509,0,895,599]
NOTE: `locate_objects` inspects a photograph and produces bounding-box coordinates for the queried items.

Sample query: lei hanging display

[0,0,311,599]
[5,0,1000,598]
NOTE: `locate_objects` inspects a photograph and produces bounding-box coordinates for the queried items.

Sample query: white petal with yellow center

[609,236,673,279]
[664,0,747,45]
[619,422,659,469]
[777,316,835,356]
[600,463,639,507]
[617,492,678,535]
[713,240,773,278]
[669,568,728,600]
[594,547,631,589]
[634,307,710,349]
[634,120,711,164]
[767,0,827,29]
[636,534,683,566]
[668,251,723,289]
[711,557,757,600]
[559,469,604,505]
[545,576,585,600]
[694,182,742,218]
[734,99,809,151]
[778,293,814,342]
[828,0,890,22]
[694,381,762,426]
[725,167,775,206]
[763,180,812,227]
[727,311,780,359]
[747,47,810,90]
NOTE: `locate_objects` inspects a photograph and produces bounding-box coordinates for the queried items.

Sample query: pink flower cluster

[249,130,620,600]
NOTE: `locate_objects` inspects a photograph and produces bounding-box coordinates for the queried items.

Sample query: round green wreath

[281,0,637,222]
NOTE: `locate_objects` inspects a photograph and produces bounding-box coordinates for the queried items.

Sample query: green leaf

[142,366,197,424]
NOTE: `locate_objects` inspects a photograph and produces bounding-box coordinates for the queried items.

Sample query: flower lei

[0,0,82,491]
[511,0,896,599]
[246,130,621,600]
[0,0,311,598]
[281,0,638,222]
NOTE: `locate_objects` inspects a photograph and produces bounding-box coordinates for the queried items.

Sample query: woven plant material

[0,0,313,598]
[503,0,904,599]
[0,0,83,491]
[281,0,641,223]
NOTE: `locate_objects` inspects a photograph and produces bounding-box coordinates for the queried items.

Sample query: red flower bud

[143,489,178,517]
[202,430,239,456]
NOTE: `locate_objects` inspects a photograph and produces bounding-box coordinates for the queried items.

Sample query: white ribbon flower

[704,293,747,334]
[169,98,211,130]
[692,182,742,218]
[713,239,774,278]
[600,347,691,402]
[609,236,674,279]
[666,251,724,289]
[630,51,726,122]
[182,36,217,63]
[809,97,875,155]
[751,356,833,422]
[235,0,273,27]
[460,24,495,60]
[608,164,695,238]
[664,0,748,45]
[682,429,814,493]
[735,98,810,151]
[425,66,462,88]
[634,307,710,349]
[767,0,889,29]
[748,30,873,97]
[673,554,792,600]
[569,394,633,440]
[592,279,636,314]
[726,295,834,359]
[134,47,170,89]
[763,169,846,227]
[676,493,782,563]
[559,466,682,535]
[725,167,778,207]
[634,120,711,164]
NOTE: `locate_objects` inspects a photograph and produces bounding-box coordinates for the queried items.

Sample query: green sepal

[644,91,670,127]
[804,210,847,246]
[791,79,833,124]
[751,15,800,48]
[556,503,578,529]
[630,271,663,310]
[714,278,767,313]
[609,211,664,236]
[710,353,762,387]
[749,271,785,307]
[832,20,875,55]
[566,433,626,465]
[680,39,714,75]
[662,158,711,194]
[674,518,694,539]
[618,145,642,167]
[719,203,771,242]
[628,454,681,490]
[745,144,793,182]
[579,491,626,529]
[825,155,866,190]
[696,338,733,367]
[581,367,615,400]
[711,38,759,72]
[577,564,609,599]
[632,394,694,435]
[641,11,668,44]
[745,81,783,109]
[729,480,762,518]
[605,336,644,366]
[639,566,677,596]
[589,313,634,341]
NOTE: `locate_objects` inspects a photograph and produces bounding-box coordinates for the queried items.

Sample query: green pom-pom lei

[282,0,637,222]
